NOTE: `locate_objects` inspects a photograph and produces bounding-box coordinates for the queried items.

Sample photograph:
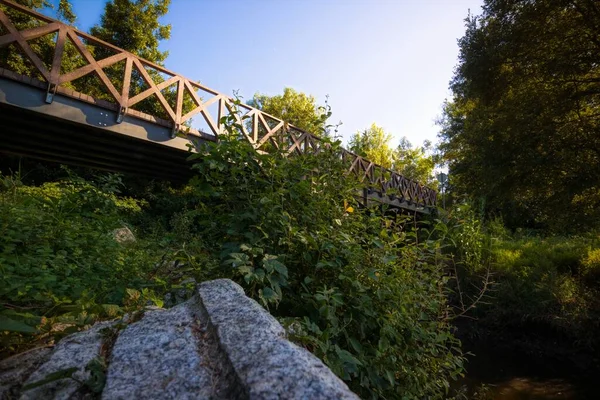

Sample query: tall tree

[348,123,395,169]
[56,0,76,24]
[90,0,171,65]
[394,137,436,186]
[86,0,187,121]
[439,0,600,230]
[249,88,327,135]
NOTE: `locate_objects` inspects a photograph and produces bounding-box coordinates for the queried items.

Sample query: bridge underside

[0,78,202,181]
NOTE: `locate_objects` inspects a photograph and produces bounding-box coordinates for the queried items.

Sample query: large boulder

[0,279,359,400]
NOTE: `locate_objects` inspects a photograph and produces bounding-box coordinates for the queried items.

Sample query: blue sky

[47,0,482,148]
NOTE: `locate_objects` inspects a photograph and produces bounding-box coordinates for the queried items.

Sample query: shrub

[581,248,600,284]
[0,174,166,354]
[0,109,465,397]
[181,107,464,399]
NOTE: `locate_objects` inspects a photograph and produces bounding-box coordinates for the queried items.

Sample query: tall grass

[447,205,600,348]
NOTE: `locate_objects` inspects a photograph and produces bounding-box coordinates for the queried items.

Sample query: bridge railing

[0,0,437,209]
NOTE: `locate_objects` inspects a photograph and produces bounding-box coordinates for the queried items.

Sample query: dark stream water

[459,341,597,399]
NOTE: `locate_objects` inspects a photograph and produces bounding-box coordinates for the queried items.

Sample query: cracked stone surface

[102,302,230,400]
[198,279,359,400]
[20,321,115,400]
[1,279,359,400]
[0,346,52,399]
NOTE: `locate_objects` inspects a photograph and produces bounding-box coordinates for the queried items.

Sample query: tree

[348,123,395,169]
[56,0,76,24]
[86,0,190,121]
[438,0,600,231]
[0,0,76,79]
[248,88,327,135]
[89,0,171,65]
[394,137,436,186]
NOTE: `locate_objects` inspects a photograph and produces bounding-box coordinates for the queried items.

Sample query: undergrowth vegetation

[1,131,465,398]
[2,113,599,398]
[180,124,464,398]
[0,172,187,355]
[446,205,600,349]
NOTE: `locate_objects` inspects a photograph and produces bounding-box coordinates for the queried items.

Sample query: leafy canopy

[90,0,171,65]
[248,87,327,135]
[348,123,396,169]
[348,124,436,187]
[0,0,76,80]
[394,137,436,187]
[438,0,600,231]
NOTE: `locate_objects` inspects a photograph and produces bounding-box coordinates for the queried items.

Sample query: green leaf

[349,337,363,353]
[372,239,384,248]
[264,258,288,278]
[335,347,363,366]
[385,369,396,386]
[383,254,397,264]
[239,243,252,252]
[368,270,379,281]
[22,367,78,391]
[261,287,277,300]
[0,315,36,333]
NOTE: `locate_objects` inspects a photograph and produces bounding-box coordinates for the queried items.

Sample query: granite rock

[197,279,359,400]
[0,346,52,399]
[20,321,115,400]
[102,302,231,400]
[4,279,359,400]
[111,227,135,244]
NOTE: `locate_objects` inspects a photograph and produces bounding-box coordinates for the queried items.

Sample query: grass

[455,216,600,349]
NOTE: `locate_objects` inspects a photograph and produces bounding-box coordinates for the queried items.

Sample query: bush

[582,248,600,284]
[0,108,465,397]
[0,174,168,354]
[181,110,464,399]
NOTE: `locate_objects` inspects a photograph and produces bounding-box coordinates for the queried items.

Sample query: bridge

[0,0,436,213]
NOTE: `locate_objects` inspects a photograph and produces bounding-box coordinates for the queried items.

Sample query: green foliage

[179,103,464,398]
[84,0,191,121]
[0,0,76,82]
[1,106,465,398]
[56,0,76,23]
[0,173,173,354]
[349,126,437,186]
[394,137,436,187]
[439,0,600,231]
[90,0,171,65]
[489,235,600,347]
[0,119,463,397]
[348,123,396,169]
[444,205,600,349]
[22,356,107,393]
[248,87,329,135]
[581,248,600,284]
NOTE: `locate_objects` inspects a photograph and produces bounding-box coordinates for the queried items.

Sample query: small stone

[111,227,135,244]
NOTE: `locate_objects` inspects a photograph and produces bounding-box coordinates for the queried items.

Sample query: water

[459,341,596,400]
